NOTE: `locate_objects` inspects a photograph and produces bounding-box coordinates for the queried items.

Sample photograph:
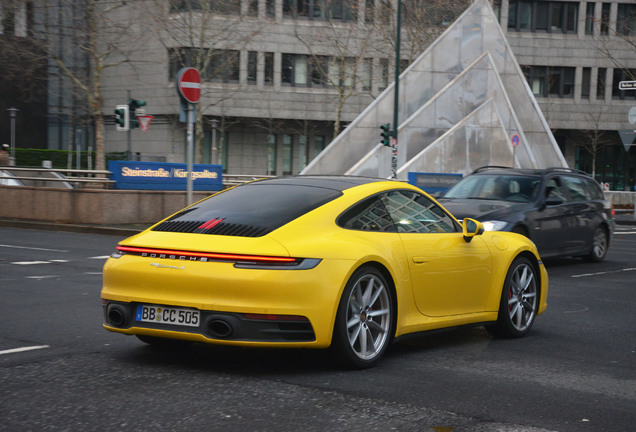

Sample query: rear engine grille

[153,220,271,237]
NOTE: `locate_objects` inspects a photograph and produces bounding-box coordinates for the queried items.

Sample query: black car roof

[471,166,592,178]
[246,175,389,192]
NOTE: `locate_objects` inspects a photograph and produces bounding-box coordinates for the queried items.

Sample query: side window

[338,195,397,232]
[544,177,568,202]
[382,190,458,234]
[585,178,605,200]
[562,176,591,201]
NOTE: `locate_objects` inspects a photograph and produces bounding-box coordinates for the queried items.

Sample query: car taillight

[113,245,321,270]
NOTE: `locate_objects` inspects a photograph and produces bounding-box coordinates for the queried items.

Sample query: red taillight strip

[116,245,297,263]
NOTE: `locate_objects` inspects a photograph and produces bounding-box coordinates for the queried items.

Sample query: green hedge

[14,149,128,170]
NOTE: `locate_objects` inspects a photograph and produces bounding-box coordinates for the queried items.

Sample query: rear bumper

[103,301,316,344]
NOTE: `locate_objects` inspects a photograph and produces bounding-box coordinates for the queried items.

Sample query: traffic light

[114,104,129,131]
[128,98,146,129]
[380,123,391,146]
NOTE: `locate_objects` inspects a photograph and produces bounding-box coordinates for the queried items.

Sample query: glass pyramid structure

[301,0,567,178]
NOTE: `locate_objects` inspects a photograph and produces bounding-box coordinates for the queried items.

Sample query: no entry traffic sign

[177,67,201,104]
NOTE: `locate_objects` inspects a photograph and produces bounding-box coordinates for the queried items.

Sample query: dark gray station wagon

[438,167,615,262]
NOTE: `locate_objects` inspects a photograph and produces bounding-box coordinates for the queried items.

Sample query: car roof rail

[472,165,513,174]
[542,167,590,176]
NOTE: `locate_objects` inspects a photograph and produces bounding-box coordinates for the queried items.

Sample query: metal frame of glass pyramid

[301,0,567,178]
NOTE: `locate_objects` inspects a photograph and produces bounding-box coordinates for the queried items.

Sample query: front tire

[489,256,538,338]
[331,266,394,369]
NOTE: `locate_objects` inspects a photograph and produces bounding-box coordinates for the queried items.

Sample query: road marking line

[84,272,102,275]
[49,259,70,263]
[0,244,68,252]
[572,267,636,278]
[26,275,59,279]
[0,345,50,356]
[12,261,51,265]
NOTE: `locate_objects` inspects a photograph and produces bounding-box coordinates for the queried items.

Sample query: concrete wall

[2,185,633,225]
[0,186,211,225]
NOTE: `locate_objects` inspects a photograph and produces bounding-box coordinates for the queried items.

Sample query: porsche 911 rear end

[100,177,379,348]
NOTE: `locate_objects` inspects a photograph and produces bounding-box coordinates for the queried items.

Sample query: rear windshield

[153,182,342,237]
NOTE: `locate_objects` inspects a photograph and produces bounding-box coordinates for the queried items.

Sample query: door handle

[412,256,428,264]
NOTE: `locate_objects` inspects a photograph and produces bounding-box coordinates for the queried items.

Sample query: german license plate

[136,305,200,327]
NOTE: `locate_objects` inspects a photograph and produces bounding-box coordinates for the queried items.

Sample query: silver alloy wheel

[345,273,391,361]
[592,228,607,259]
[507,262,538,332]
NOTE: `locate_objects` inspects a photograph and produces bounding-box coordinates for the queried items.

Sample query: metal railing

[0,167,114,188]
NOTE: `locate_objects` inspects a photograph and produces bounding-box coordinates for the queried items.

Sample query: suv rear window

[153,182,342,237]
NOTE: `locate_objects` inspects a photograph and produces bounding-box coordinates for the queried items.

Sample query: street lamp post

[391,1,403,179]
[7,107,19,160]
[209,118,219,165]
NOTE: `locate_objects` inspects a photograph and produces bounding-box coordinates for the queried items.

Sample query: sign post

[176,67,202,205]
[511,134,520,167]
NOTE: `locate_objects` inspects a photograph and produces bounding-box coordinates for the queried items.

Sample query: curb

[0,219,144,237]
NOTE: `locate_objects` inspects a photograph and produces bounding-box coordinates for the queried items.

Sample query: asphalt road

[1,226,634,432]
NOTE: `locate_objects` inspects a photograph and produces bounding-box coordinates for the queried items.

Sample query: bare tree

[290,0,379,137]
[569,111,616,177]
[150,0,263,163]
[4,0,144,171]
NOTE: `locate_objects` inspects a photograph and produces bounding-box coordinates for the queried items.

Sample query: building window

[298,135,308,172]
[282,54,357,88]
[379,58,389,91]
[264,52,274,86]
[314,136,326,156]
[617,4,636,36]
[168,48,240,83]
[365,0,374,23]
[523,66,574,98]
[600,3,610,35]
[247,51,257,85]
[247,0,258,16]
[585,2,595,35]
[266,0,275,17]
[310,56,329,87]
[209,50,240,83]
[282,134,293,175]
[283,0,357,22]
[612,69,636,100]
[597,67,607,99]
[267,134,277,175]
[170,1,240,14]
[361,58,372,91]
[508,1,577,33]
[282,54,308,86]
[549,67,574,97]
[581,67,591,99]
[168,47,209,80]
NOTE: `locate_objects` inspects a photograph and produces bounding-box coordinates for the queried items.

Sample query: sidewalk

[0,218,148,236]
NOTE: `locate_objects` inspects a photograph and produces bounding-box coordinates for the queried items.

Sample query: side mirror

[462,218,484,243]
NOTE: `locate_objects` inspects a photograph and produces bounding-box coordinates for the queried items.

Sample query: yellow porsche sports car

[101,176,548,368]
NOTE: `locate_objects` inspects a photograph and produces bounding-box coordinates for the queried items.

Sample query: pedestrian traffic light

[380,123,391,146]
[114,104,129,131]
[128,98,146,129]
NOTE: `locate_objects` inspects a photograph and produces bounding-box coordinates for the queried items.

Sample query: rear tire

[584,226,608,263]
[331,266,394,369]
[488,256,538,338]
